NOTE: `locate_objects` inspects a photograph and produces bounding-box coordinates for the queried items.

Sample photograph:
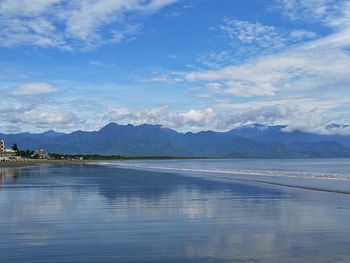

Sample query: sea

[1,158,350,262]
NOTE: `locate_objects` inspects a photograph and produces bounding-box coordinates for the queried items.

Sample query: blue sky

[1,0,350,134]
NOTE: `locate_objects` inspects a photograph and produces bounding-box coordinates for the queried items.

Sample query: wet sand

[0,159,84,168]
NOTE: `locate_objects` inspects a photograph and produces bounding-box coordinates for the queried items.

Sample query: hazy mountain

[1,123,350,158]
[229,123,350,147]
[42,130,66,138]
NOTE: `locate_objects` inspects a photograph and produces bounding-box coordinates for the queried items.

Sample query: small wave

[97,162,350,181]
[92,161,350,194]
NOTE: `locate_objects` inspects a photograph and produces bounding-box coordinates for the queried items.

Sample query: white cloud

[196,51,234,68]
[12,82,59,96]
[184,49,350,129]
[105,106,217,130]
[177,108,216,127]
[220,19,317,53]
[214,97,346,134]
[182,3,350,134]
[221,19,284,49]
[0,0,61,16]
[101,100,350,134]
[194,18,318,70]
[0,85,86,131]
[1,0,350,135]
[289,30,318,41]
[141,72,183,83]
[0,0,178,49]
[279,0,350,29]
[7,109,81,129]
[106,106,168,125]
[186,31,350,97]
[0,101,84,130]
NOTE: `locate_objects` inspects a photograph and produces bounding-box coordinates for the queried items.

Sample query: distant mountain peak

[234,123,269,131]
[42,130,65,137]
[137,123,161,127]
[100,122,164,132]
[43,130,57,134]
[134,124,164,129]
[99,122,121,131]
[234,123,288,132]
[246,123,268,130]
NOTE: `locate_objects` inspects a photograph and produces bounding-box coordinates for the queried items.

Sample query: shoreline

[2,157,350,168]
[0,160,85,168]
[2,159,350,195]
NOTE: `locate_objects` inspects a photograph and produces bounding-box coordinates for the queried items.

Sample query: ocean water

[98,158,350,193]
[0,160,350,262]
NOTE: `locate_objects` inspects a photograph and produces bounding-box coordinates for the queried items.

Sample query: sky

[1,0,350,135]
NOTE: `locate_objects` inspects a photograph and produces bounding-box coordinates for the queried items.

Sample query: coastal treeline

[49,153,194,160]
[49,153,123,160]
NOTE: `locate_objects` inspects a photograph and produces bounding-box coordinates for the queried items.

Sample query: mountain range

[1,123,350,158]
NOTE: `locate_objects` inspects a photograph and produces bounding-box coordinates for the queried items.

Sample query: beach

[0,159,85,168]
[2,0,350,261]
[1,160,350,262]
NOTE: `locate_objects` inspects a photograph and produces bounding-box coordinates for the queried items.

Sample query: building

[3,148,17,155]
[0,140,18,161]
[32,148,49,159]
[0,140,7,162]
[0,140,4,152]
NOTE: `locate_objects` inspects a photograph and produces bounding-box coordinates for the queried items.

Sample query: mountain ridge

[1,122,350,158]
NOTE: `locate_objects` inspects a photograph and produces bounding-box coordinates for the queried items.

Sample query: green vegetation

[49,153,123,160]
[48,153,201,160]
[12,143,19,152]
[18,150,35,158]
[6,142,203,161]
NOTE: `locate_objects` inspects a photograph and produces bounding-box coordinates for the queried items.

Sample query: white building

[0,140,4,152]
[0,140,8,161]
[33,148,49,159]
[0,140,17,161]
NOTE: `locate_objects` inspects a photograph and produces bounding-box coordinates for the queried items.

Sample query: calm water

[1,160,350,262]
[103,158,350,193]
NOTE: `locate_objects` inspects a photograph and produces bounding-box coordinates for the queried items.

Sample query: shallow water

[1,162,350,262]
[99,158,350,193]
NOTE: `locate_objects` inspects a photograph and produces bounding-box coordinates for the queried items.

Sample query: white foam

[91,160,350,194]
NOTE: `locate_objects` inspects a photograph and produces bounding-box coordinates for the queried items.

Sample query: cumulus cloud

[0,103,84,131]
[105,106,216,130]
[190,2,349,98]
[12,82,58,96]
[214,98,344,133]
[1,0,350,135]
[186,6,350,99]
[0,0,178,49]
[176,108,216,127]
[6,109,82,129]
[186,44,350,98]
[101,100,350,135]
[0,92,85,132]
[183,2,350,134]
